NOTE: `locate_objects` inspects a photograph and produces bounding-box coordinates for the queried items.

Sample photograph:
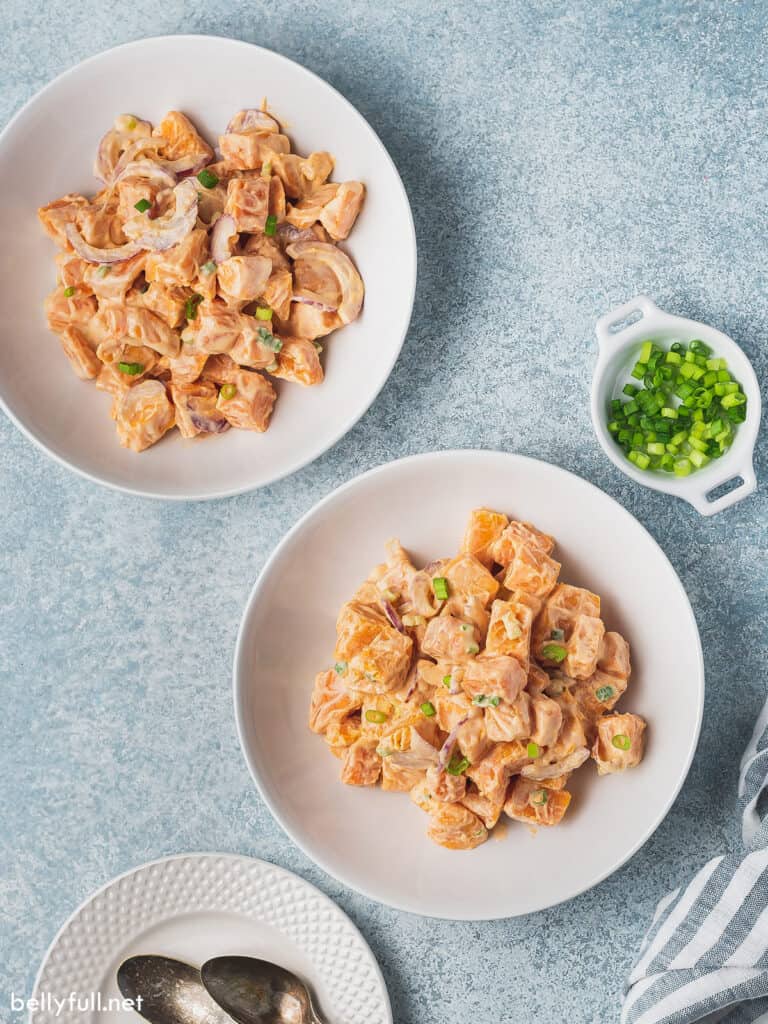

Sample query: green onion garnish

[612,733,631,751]
[202,260,217,274]
[606,339,746,476]
[550,628,565,642]
[334,661,347,675]
[595,685,615,702]
[541,643,567,663]
[196,168,219,189]
[472,694,501,708]
[264,214,278,236]
[445,753,469,776]
[442,675,452,688]
[255,306,273,321]
[96,265,110,278]
[466,642,480,655]
[257,327,282,352]
[365,709,388,724]
[118,362,144,375]
[530,789,549,806]
[432,577,449,600]
[421,701,436,717]
[63,285,76,297]
[527,742,540,758]
[219,383,237,400]
[185,294,203,321]
[134,198,151,213]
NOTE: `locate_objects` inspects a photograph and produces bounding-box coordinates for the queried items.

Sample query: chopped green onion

[264,214,278,236]
[530,789,549,806]
[595,685,615,702]
[472,694,501,708]
[541,642,567,663]
[674,458,692,477]
[219,383,237,400]
[63,285,76,297]
[639,340,654,363]
[262,160,272,176]
[442,674,452,688]
[96,264,110,278]
[466,642,480,655]
[550,628,565,642]
[432,576,449,600]
[202,260,217,274]
[118,361,144,375]
[185,293,203,320]
[612,733,631,750]
[258,326,282,351]
[689,339,711,356]
[420,701,436,717]
[255,306,273,320]
[527,741,540,758]
[446,753,469,776]
[622,383,638,397]
[365,709,388,724]
[196,168,219,189]
[334,661,347,675]
[721,391,746,409]
[134,198,152,213]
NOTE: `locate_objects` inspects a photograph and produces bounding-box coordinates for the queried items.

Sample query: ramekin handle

[686,459,757,516]
[595,295,660,349]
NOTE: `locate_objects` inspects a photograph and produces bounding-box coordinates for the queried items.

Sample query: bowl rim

[0,34,417,502]
[232,447,705,919]
[591,295,761,516]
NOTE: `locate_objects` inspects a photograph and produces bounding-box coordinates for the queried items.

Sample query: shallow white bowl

[0,36,416,500]
[234,450,704,920]
[592,295,761,515]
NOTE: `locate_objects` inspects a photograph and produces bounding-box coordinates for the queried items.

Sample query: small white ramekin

[592,295,761,515]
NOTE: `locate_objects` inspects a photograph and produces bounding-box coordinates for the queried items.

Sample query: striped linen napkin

[622,698,768,1024]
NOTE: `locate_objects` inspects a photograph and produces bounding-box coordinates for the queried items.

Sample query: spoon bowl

[201,956,327,1024]
[117,955,233,1024]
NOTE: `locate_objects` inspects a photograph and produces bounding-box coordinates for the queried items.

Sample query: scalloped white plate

[30,853,391,1024]
[0,35,416,499]
[234,450,705,920]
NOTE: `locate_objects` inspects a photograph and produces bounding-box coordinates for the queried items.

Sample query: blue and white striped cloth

[622,698,768,1024]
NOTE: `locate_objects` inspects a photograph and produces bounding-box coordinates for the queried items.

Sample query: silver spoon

[117,955,233,1024]
[201,956,329,1024]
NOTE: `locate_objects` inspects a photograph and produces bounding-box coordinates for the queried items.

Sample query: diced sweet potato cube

[504,777,571,826]
[226,177,269,232]
[592,713,646,775]
[427,802,487,850]
[341,738,382,786]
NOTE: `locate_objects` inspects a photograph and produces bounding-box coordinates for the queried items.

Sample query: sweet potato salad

[38,109,365,452]
[309,509,646,850]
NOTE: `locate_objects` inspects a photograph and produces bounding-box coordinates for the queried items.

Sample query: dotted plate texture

[31,853,391,1024]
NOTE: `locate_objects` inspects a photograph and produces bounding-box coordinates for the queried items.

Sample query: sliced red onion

[110,138,163,183]
[94,117,153,182]
[291,292,338,314]
[276,223,317,245]
[382,599,405,634]
[438,716,469,769]
[64,223,142,264]
[447,671,461,695]
[113,160,177,189]
[226,109,280,134]
[165,154,209,176]
[190,413,230,434]
[210,214,237,264]
[124,179,199,253]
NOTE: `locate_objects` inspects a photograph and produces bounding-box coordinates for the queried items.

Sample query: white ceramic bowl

[592,295,761,515]
[0,36,416,500]
[234,450,704,920]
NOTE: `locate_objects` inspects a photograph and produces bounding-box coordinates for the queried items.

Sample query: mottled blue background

[2,2,767,1021]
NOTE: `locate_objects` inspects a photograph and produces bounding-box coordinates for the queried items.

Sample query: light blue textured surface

[1,3,767,1022]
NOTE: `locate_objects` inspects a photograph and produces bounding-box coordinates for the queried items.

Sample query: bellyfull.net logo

[10,991,143,1016]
